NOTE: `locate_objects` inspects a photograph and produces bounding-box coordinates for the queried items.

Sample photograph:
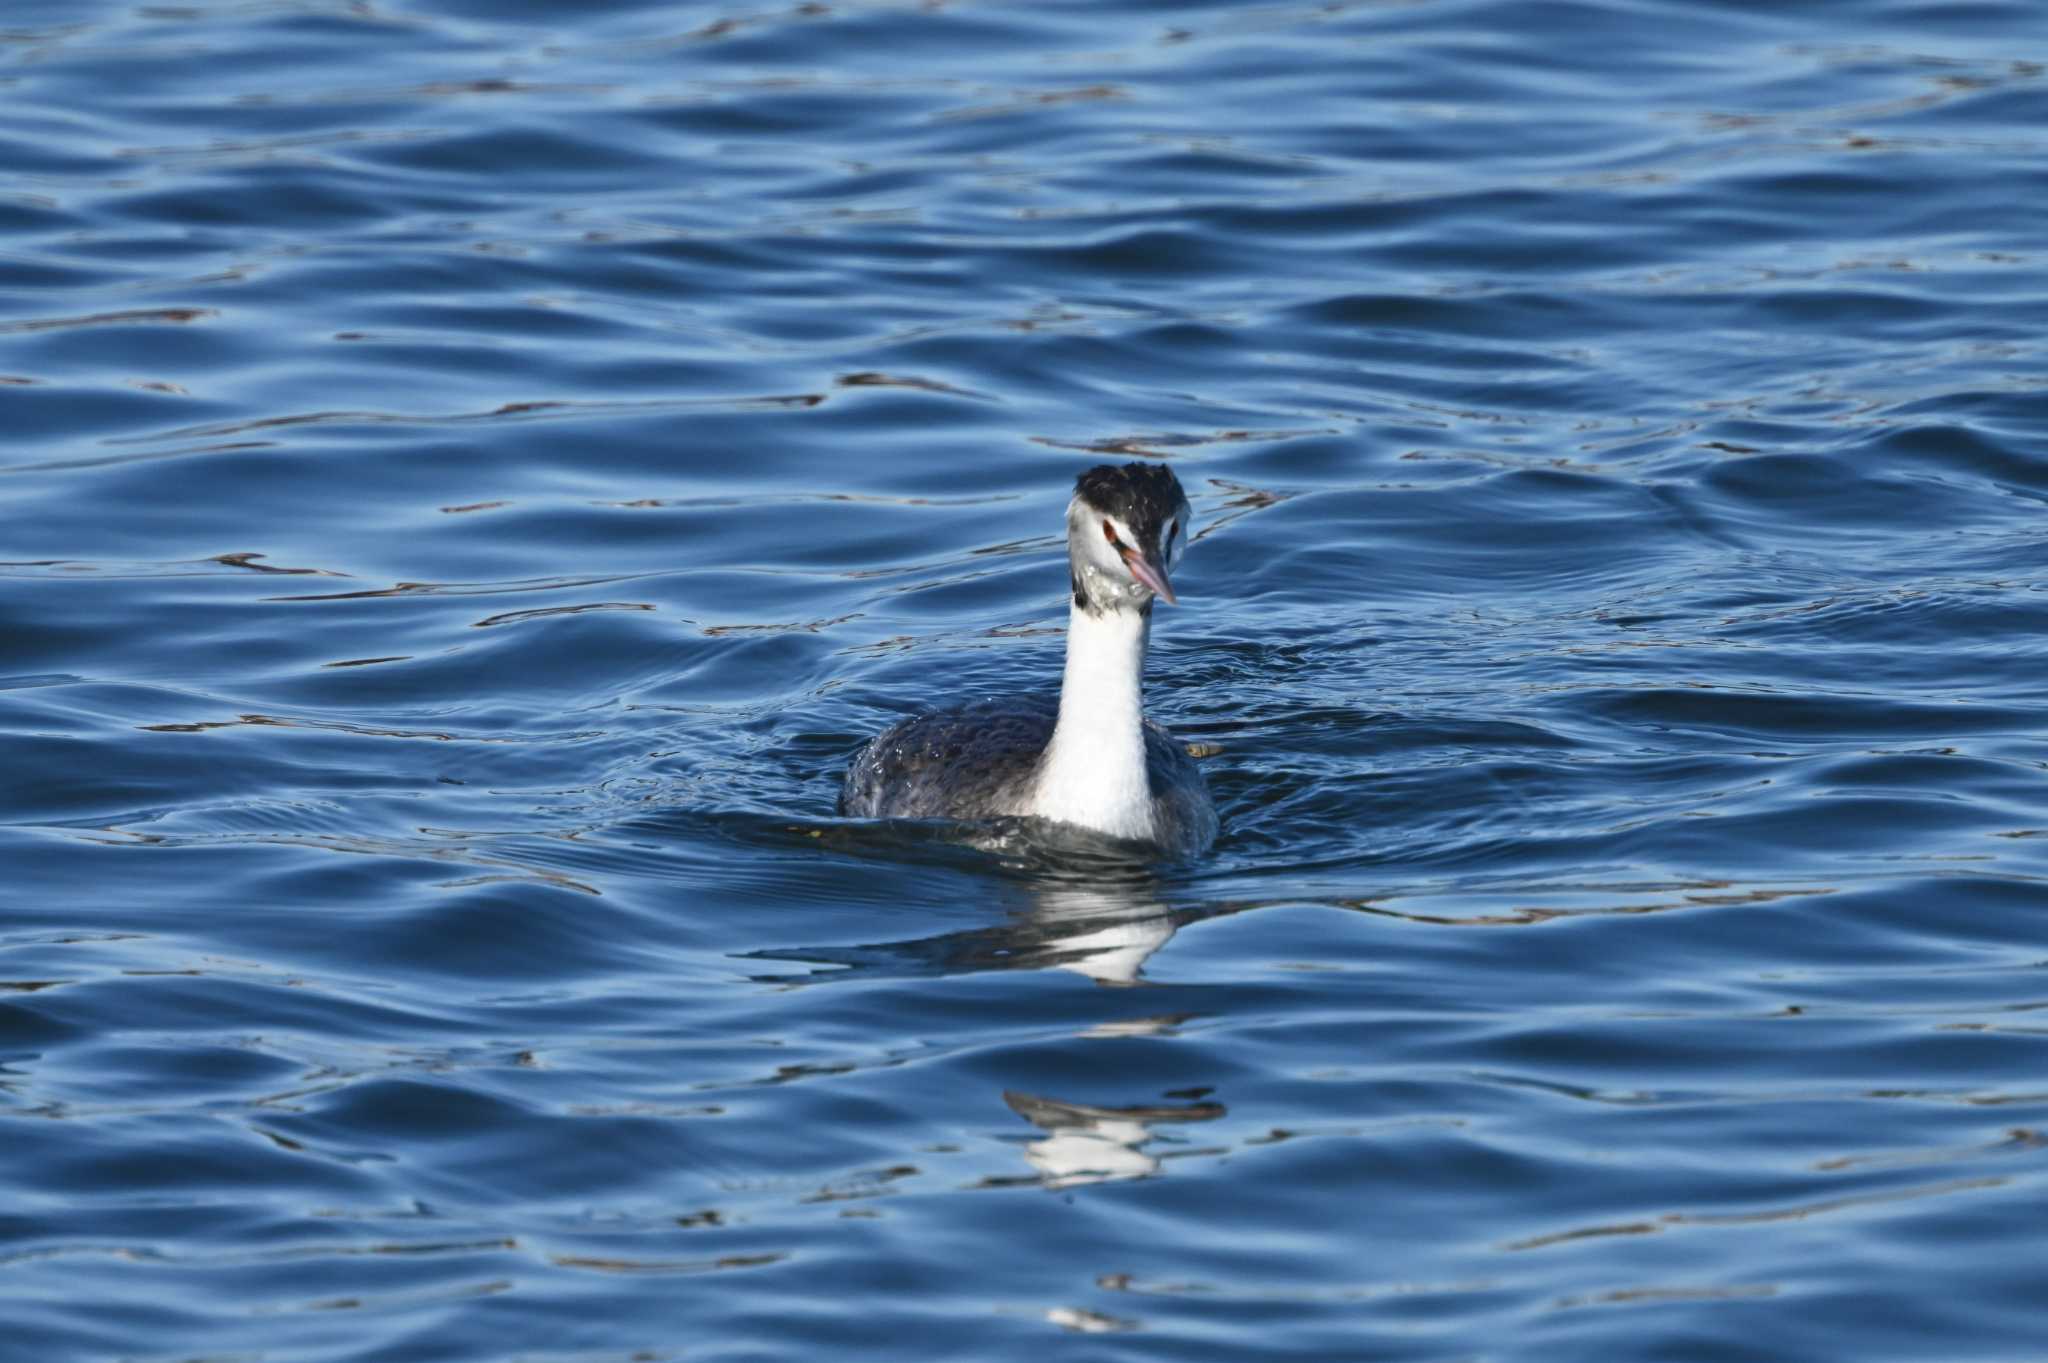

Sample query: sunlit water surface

[4,1,2047,1357]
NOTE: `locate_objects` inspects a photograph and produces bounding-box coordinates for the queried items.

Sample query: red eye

[1102,519,1120,546]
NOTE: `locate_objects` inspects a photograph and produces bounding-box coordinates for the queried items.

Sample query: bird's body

[838,693,1217,855]
[839,462,1217,857]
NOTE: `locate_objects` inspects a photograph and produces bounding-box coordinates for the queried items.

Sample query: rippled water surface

[6,1,2048,1357]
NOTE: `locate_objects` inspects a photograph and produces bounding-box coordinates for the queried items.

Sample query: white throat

[1033,602,1154,840]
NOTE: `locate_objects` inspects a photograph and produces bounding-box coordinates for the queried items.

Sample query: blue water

[5,1,2048,1357]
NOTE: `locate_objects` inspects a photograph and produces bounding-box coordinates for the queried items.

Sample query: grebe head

[1067,462,1192,616]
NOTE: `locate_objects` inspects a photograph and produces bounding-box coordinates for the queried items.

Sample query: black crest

[1074,462,1184,537]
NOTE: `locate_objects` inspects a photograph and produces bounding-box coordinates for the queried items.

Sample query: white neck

[1033,602,1154,840]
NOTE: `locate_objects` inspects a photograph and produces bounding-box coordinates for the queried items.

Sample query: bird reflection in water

[745,875,1235,1188]
[999,1089,1226,1190]
[1030,881,1178,985]
[742,872,1223,986]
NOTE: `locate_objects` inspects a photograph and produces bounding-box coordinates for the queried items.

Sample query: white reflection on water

[1003,1089,1226,1190]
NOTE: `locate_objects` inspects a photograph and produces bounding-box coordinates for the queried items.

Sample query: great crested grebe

[839,462,1217,856]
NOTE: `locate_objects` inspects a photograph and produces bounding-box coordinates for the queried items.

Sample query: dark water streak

[3,0,2048,1359]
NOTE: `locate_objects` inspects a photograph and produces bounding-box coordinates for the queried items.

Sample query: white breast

[1031,604,1155,840]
